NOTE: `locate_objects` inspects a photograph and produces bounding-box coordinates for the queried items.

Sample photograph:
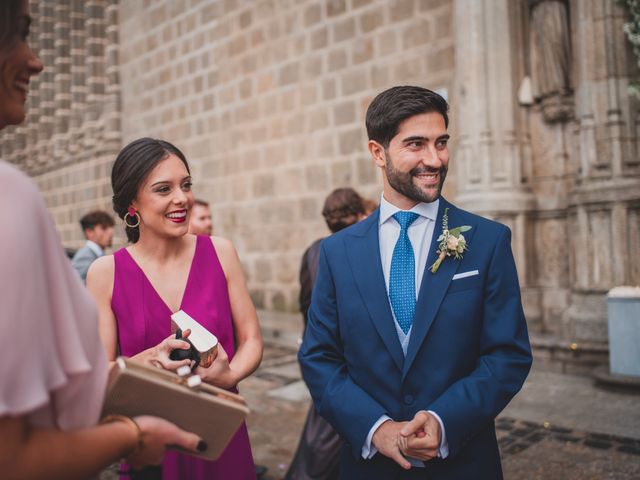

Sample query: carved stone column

[453,0,538,324]
[104,0,121,147]
[69,0,87,155]
[25,2,41,157]
[36,2,56,169]
[566,0,640,342]
[521,0,576,340]
[529,0,574,123]
[53,1,71,162]
[84,0,107,149]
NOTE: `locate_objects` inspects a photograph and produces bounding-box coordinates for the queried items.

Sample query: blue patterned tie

[390,211,420,334]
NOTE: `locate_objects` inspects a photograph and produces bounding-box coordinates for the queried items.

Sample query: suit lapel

[345,211,404,371]
[402,198,477,379]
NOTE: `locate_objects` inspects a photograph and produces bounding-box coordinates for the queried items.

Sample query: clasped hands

[371,410,441,470]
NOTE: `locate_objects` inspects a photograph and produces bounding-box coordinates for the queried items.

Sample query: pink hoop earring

[124,208,140,228]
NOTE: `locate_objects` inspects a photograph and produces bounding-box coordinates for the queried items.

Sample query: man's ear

[368,140,386,169]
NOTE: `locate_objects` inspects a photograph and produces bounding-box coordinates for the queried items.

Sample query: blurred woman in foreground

[0,1,204,478]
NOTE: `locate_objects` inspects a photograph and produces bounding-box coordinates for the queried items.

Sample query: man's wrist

[371,419,390,449]
[426,410,449,458]
[363,415,391,459]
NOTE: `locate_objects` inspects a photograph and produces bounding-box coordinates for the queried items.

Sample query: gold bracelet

[100,414,144,457]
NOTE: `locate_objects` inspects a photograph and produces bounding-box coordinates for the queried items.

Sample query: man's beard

[384,151,447,204]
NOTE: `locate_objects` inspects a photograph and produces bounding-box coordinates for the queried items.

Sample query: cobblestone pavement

[244,340,640,480]
[100,334,640,479]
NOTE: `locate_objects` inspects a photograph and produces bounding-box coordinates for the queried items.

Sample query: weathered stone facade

[1,0,638,363]
[1,1,121,244]
[116,0,455,311]
[453,0,640,367]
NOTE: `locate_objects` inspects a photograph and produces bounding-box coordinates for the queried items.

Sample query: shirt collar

[378,193,440,226]
[86,240,104,257]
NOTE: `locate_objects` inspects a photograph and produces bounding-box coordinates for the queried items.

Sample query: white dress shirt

[361,195,449,464]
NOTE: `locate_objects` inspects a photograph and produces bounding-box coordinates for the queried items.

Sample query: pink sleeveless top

[111,235,255,480]
[112,235,236,360]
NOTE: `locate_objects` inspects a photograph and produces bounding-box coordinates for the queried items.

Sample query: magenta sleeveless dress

[111,235,256,480]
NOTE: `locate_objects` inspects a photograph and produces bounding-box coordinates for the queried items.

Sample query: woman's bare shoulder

[90,254,115,272]
[86,254,115,291]
[211,235,235,253]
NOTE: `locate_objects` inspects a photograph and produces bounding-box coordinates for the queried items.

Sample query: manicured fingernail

[197,440,208,452]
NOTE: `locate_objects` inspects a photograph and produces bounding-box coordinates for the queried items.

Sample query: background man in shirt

[188,198,213,236]
[71,210,114,284]
[299,86,532,479]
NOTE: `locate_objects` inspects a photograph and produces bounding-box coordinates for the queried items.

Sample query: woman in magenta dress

[88,138,262,479]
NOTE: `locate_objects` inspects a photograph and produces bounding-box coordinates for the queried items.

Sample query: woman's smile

[166,209,188,223]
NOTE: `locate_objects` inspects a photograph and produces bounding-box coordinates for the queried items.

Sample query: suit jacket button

[404,394,414,405]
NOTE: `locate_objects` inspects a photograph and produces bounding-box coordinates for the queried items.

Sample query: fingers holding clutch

[127,415,207,469]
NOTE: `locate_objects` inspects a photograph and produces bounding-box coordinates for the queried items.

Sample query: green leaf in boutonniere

[429,208,472,274]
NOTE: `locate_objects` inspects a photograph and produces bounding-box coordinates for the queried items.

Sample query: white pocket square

[452,270,479,280]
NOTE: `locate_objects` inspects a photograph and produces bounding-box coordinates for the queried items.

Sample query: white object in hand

[171,310,219,367]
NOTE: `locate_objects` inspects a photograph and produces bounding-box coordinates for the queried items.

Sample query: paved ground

[243,311,640,479]
[101,310,640,479]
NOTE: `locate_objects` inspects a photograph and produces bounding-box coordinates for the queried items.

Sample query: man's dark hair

[366,86,449,147]
[111,137,190,243]
[0,0,22,50]
[194,198,209,207]
[80,210,115,233]
[322,188,366,233]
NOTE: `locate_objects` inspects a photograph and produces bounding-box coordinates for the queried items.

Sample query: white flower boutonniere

[429,207,472,274]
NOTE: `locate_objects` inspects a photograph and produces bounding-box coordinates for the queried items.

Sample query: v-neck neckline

[123,236,199,315]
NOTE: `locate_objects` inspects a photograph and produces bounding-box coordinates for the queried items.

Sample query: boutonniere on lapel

[429,207,472,273]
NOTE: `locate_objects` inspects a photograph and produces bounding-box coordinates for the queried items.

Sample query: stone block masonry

[1,0,121,248]
[3,1,638,367]
[117,0,455,311]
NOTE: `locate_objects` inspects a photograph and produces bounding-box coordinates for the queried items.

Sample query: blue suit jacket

[299,198,532,479]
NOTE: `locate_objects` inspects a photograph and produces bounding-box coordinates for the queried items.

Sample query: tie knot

[393,211,419,231]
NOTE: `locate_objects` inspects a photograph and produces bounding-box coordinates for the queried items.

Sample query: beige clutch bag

[101,357,249,461]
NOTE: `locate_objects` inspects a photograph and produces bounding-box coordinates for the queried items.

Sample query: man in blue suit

[299,86,532,479]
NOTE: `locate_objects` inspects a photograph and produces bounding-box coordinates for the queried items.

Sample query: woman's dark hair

[365,86,449,148]
[111,138,190,243]
[322,188,366,233]
[0,0,23,50]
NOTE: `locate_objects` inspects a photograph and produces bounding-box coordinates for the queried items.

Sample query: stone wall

[117,0,455,310]
[0,1,121,246]
[562,0,640,342]
[2,0,639,363]
[452,0,640,357]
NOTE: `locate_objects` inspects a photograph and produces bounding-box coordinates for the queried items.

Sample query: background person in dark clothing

[287,187,367,480]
